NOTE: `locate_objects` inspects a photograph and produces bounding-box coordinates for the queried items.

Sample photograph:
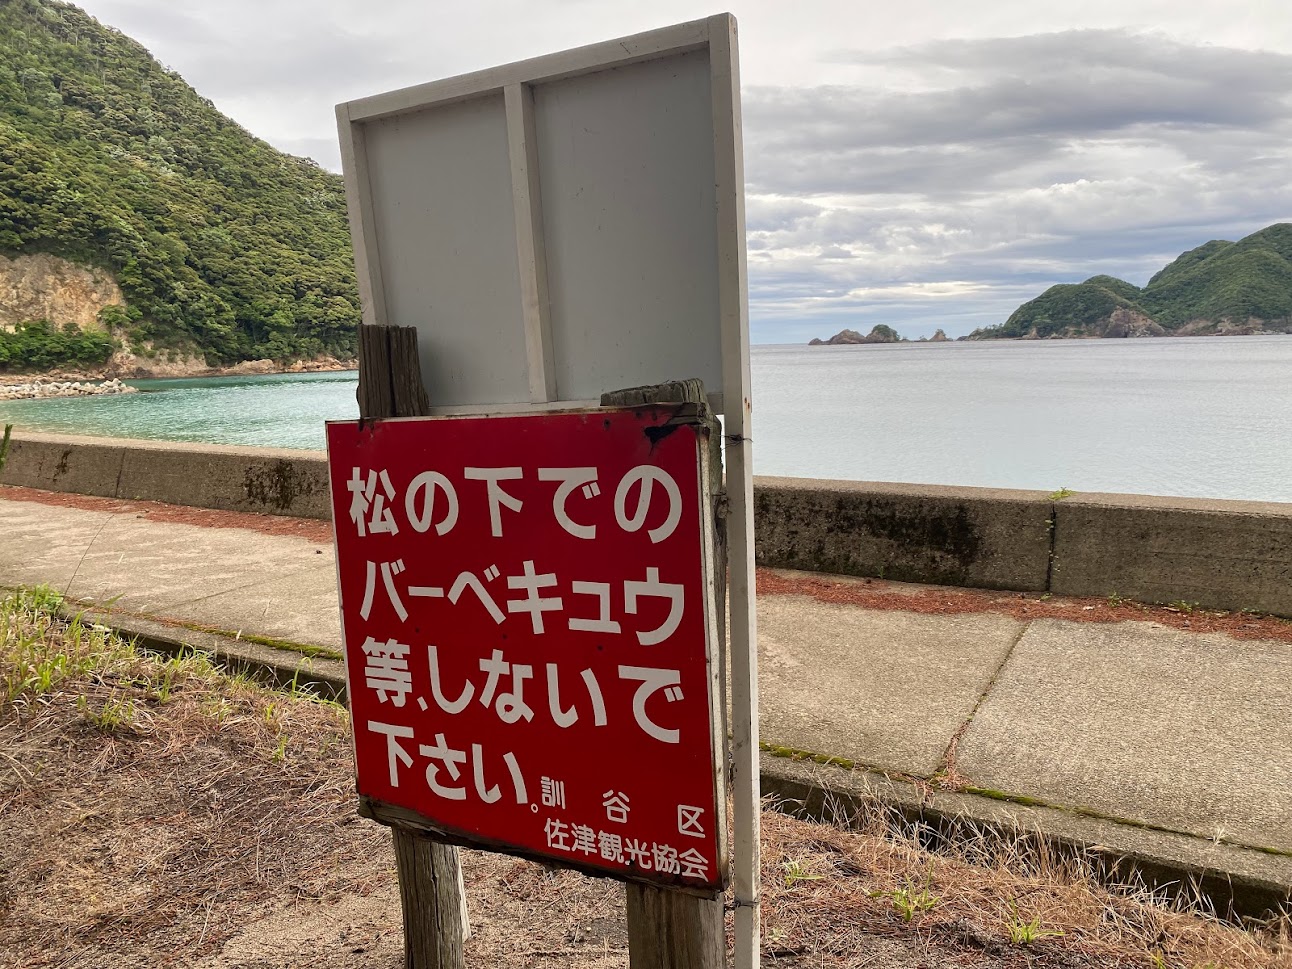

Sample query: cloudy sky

[74,0,1292,342]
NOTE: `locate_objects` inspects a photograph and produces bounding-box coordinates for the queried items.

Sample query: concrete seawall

[3,430,1290,617]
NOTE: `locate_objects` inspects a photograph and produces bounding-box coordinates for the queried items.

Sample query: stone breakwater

[0,378,137,401]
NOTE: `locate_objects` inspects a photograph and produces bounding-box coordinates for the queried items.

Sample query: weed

[84,694,138,732]
[1006,905,1064,945]
[878,876,938,922]
[24,584,65,615]
[1049,487,1075,500]
[1108,592,1125,607]
[271,733,289,762]
[782,858,825,888]
[202,696,232,723]
[2,587,125,701]
[1168,600,1199,614]
[153,665,176,703]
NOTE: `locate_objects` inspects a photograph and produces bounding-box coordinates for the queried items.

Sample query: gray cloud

[738,29,1292,339]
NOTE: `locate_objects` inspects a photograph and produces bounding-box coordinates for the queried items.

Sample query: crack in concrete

[1044,502,1058,592]
[111,446,126,499]
[933,619,1031,788]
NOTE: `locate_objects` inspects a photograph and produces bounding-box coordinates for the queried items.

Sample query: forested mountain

[0,0,359,369]
[970,224,1292,340]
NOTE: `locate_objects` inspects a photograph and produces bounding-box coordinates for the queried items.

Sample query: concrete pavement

[3,486,1290,911]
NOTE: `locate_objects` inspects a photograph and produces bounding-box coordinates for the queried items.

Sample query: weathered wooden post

[357,322,466,969]
[603,378,725,969]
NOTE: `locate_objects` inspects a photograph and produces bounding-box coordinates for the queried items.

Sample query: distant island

[809,325,947,345]
[968,223,1292,340]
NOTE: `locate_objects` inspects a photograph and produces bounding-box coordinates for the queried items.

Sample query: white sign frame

[336,14,760,968]
[336,15,743,417]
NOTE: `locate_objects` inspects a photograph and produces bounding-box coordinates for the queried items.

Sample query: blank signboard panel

[360,95,529,407]
[338,16,741,412]
[534,50,720,401]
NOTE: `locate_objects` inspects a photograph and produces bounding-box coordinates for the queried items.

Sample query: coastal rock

[0,377,137,401]
[1176,316,1273,337]
[1101,307,1166,338]
[817,328,866,345]
[107,346,209,378]
[225,358,278,376]
[810,325,902,345]
[286,354,355,373]
[930,329,949,342]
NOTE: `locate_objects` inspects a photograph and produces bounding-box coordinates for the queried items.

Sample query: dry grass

[2,585,1289,969]
[0,586,379,965]
[759,804,1292,968]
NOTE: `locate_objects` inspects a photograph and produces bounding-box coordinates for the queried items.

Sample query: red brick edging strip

[756,569,1292,645]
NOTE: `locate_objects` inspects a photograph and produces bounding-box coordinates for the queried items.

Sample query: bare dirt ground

[2,588,1289,969]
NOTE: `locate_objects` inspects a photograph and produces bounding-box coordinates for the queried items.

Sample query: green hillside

[0,0,359,367]
[978,278,1141,340]
[971,224,1292,339]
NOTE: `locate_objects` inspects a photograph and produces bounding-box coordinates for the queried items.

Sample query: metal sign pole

[710,16,761,969]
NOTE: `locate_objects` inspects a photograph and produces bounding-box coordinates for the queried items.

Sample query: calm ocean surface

[2,335,1290,502]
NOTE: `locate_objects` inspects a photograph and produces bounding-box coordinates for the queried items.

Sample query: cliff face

[0,253,124,332]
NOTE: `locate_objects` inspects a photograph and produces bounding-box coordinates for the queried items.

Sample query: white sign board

[336,15,747,416]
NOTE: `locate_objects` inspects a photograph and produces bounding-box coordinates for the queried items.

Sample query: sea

[2,335,1290,503]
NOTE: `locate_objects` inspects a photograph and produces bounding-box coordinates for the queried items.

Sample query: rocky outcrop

[224,358,278,376]
[0,253,125,332]
[0,377,136,400]
[106,347,210,378]
[1100,307,1166,338]
[810,325,902,345]
[285,355,356,373]
[1175,316,1289,337]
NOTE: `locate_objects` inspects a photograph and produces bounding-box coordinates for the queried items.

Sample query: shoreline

[0,357,357,390]
[808,329,1292,346]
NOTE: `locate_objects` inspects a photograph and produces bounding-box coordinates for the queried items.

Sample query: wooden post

[625,884,725,969]
[358,323,466,969]
[602,378,726,969]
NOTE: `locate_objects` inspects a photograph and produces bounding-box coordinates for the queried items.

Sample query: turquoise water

[2,336,1291,501]
[0,371,360,450]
